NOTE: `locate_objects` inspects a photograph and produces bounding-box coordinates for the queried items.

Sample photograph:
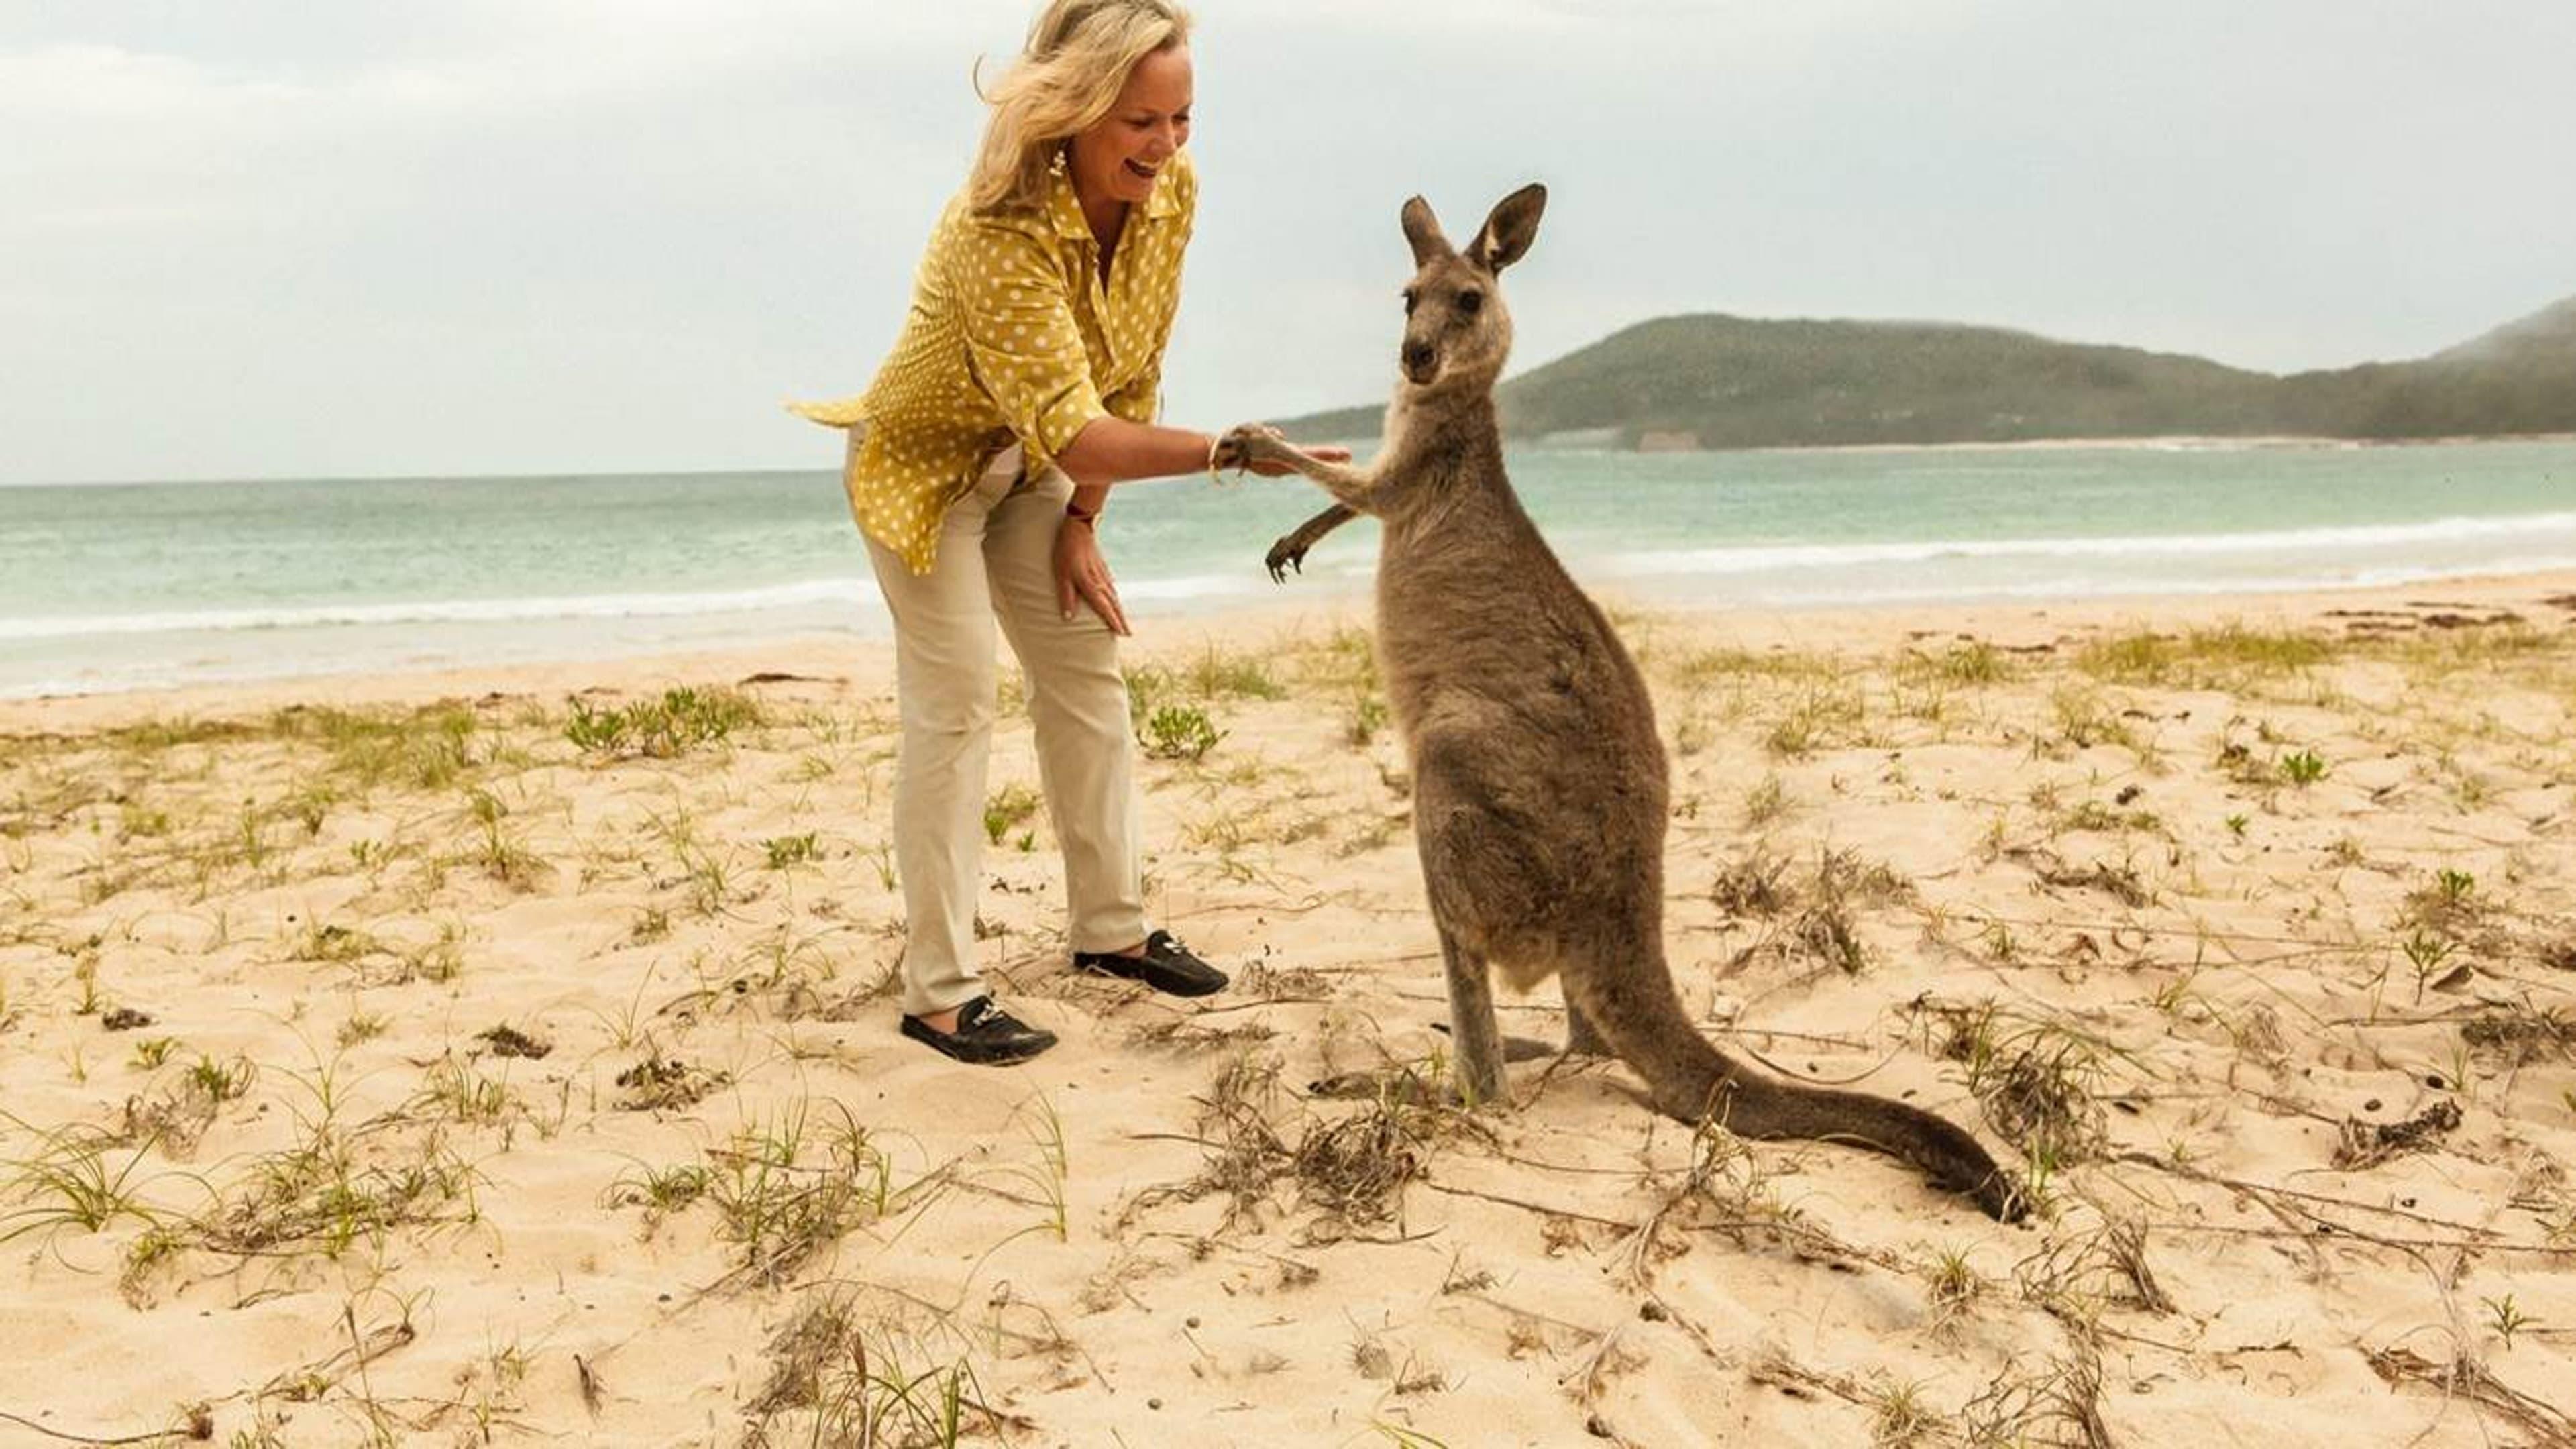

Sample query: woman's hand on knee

[1054,517,1130,636]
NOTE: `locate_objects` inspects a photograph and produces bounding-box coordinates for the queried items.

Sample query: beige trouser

[865,443,1146,1018]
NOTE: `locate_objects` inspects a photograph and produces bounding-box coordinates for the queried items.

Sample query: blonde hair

[967,0,1192,215]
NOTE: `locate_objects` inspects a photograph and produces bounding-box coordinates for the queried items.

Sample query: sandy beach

[5,570,2575,1447]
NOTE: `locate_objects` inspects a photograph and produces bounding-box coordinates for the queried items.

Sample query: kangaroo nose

[1402,341,1434,373]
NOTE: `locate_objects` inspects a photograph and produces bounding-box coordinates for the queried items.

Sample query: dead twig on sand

[2367,1346,2576,1448]
[0,1407,211,1446]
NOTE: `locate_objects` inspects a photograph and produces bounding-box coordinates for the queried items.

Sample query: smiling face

[1067,44,1193,212]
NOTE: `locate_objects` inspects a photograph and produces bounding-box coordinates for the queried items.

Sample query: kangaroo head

[1395,183,1546,395]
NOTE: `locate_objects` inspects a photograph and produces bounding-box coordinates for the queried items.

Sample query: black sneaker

[1071,929,1229,998]
[900,996,1058,1065]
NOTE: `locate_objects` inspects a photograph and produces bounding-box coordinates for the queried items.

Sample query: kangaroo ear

[1400,196,1451,268]
[1466,183,1547,274]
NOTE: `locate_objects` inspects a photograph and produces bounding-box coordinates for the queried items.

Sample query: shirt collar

[1045,149,1183,243]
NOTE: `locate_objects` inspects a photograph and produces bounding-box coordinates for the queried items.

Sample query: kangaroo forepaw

[1265,503,1360,584]
[1215,422,1293,475]
[1264,533,1309,584]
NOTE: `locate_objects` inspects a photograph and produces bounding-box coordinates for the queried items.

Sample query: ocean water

[3,439,2571,698]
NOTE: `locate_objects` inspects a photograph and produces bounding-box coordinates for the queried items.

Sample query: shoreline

[11,435,2574,706]
[7,565,2573,729]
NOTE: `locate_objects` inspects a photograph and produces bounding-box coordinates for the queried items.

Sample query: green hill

[1269,296,2576,448]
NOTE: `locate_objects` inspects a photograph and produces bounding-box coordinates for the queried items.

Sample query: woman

[792,0,1345,1065]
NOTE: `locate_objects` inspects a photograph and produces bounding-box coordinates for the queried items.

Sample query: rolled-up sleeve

[1104,358,1162,426]
[948,222,1106,468]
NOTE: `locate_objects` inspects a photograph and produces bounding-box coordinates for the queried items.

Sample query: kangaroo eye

[1456,290,1484,315]
[1401,288,1419,315]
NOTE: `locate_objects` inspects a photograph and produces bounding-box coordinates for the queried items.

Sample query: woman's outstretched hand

[1055,517,1130,636]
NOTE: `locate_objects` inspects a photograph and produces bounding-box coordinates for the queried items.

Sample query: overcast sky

[5,0,2573,484]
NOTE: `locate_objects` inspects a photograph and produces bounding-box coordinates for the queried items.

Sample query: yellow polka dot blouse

[788,148,1196,574]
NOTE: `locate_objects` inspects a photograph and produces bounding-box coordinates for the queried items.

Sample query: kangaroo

[1220,186,2023,1221]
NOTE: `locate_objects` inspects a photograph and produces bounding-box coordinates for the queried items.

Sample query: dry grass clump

[197,1130,483,1260]
[2076,624,2334,688]
[2366,1346,2576,1446]
[1122,1055,1291,1233]
[1764,684,1870,759]
[2461,1004,2576,1063]
[111,1066,238,1157]
[1713,847,1913,916]
[2015,1219,2174,1322]
[1784,905,1871,977]
[1811,848,1916,907]
[1935,1005,2113,1170]
[1956,1350,2115,1449]
[474,1024,552,1059]
[1900,637,2014,688]
[610,1104,920,1289]
[2012,846,2154,908]
[1750,1339,2114,1447]
[1181,642,1291,701]
[1122,1055,1437,1239]
[2041,859,2151,909]
[1290,1099,1428,1230]
[1663,643,1835,689]
[614,1054,729,1112]
[1721,848,1917,976]
[233,700,488,794]
[1922,1247,1985,1329]
[1711,849,1793,918]
[295,918,465,989]
[1112,1014,1279,1054]
[1286,623,1383,694]
[1617,1120,1819,1289]
[2332,1099,2463,1171]
[739,1291,1022,1448]
[1235,961,1332,1000]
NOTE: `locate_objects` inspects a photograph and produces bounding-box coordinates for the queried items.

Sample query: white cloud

[3,1,2573,482]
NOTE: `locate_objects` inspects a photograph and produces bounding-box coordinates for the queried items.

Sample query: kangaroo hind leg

[1563,996,1613,1057]
[1307,931,1509,1107]
[1438,923,1509,1107]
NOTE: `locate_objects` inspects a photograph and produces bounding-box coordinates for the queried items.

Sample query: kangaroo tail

[1725,1077,2027,1222]
[1562,949,2025,1222]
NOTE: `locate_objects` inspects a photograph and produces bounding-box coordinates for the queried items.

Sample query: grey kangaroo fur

[1222,185,2024,1221]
